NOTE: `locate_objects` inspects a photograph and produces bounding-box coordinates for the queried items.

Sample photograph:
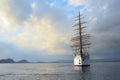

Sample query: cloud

[1,0,120,61]
[12,15,70,54]
[0,0,72,56]
[82,0,120,59]
[68,0,84,6]
[31,2,37,9]
[0,0,32,27]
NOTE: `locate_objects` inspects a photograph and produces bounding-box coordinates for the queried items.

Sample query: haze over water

[0,62,120,80]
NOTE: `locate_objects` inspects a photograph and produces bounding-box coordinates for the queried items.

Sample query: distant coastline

[0,58,73,63]
[0,58,120,63]
[90,59,120,63]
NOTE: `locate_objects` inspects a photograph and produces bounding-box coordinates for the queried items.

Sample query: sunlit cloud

[0,0,71,55]
[11,15,69,54]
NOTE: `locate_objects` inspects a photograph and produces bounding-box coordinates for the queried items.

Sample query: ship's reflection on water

[74,66,90,71]
[74,66,91,80]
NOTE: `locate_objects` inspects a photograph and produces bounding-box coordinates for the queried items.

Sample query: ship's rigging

[71,11,91,58]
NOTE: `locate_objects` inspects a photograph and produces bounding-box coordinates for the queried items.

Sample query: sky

[0,0,120,62]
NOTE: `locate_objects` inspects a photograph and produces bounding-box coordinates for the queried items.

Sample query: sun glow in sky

[0,0,120,61]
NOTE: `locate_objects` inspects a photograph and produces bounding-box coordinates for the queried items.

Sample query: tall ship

[71,11,90,66]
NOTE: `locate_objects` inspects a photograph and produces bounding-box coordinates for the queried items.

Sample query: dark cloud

[86,0,120,59]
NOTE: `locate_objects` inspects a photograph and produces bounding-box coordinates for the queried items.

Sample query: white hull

[74,54,90,66]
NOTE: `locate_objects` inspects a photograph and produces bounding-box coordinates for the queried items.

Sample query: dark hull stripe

[74,64,90,67]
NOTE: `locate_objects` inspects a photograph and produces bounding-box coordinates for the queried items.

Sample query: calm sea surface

[0,62,120,80]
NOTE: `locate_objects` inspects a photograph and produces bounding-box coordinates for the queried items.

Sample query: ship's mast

[78,11,83,56]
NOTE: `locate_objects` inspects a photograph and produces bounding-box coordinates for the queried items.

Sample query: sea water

[0,62,120,80]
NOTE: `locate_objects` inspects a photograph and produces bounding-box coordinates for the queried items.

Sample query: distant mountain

[0,58,15,63]
[16,59,29,63]
[0,58,30,63]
